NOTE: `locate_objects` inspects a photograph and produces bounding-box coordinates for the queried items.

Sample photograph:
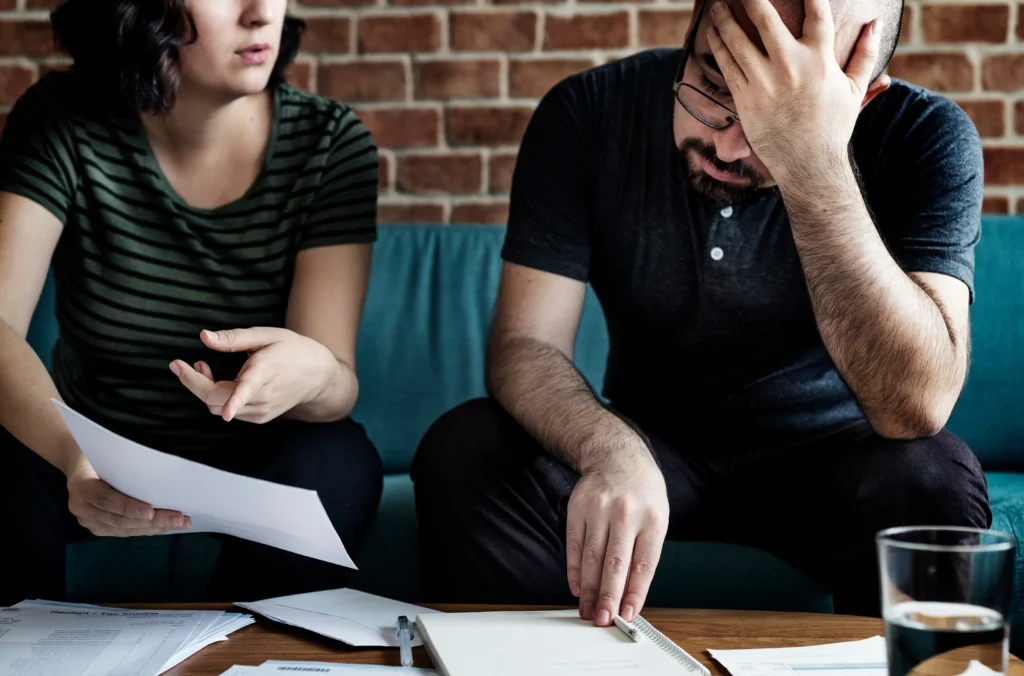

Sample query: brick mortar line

[499,53,510,100]
[313,49,636,58]
[916,42,1020,50]
[972,44,1024,54]
[480,146,492,195]
[450,195,510,204]
[893,44,1010,54]
[439,9,450,51]
[913,0,1012,4]
[378,195,449,204]
[298,5,658,15]
[982,138,1024,147]
[0,56,39,69]
[305,51,646,58]
[1010,0,1019,45]
[1002,94,1012,140]
[317,53,430,63]
[403,54,413,103]
[970,43,982,92]
[380,149,396,196]
[0,10,50,18]
[952,92,1017,99]
[394,189,489,197]
[392,147,488,156]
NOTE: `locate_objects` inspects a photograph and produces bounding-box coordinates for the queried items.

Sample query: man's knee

[412,397,526,491]
[881,430,991,528]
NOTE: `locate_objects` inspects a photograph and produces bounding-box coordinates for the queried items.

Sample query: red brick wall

[0,0,1021,221]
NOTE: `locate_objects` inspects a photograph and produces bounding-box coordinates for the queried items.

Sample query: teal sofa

[24,218,1024,649]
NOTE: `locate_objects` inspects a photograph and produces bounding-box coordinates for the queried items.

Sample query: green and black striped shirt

[0,72,378,454]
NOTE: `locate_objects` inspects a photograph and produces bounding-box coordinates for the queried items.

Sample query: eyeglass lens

[675,54,738,129]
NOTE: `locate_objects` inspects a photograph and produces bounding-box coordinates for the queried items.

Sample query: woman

[0,0,383,603]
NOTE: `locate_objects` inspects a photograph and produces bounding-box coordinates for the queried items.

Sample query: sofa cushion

[985,472,1024,651]
[351,225,609,473]
[946,218,1024,470]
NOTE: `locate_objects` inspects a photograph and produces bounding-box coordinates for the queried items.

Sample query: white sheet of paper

[415,608,698,676]
[254,662,436,674]
[218,668,259,675]
[53,400,355,568]
[0,605,204,676]
[708,636,888,676]
[234,602,386,647]
[239,588,440,648]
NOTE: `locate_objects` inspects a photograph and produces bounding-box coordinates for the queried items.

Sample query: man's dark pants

[412,398,992,615]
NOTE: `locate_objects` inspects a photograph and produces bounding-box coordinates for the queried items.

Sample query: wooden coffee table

[159,604,1024,676]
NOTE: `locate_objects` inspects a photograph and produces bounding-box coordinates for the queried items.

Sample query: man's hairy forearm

[486,334,653,474]
[779,158,967,439]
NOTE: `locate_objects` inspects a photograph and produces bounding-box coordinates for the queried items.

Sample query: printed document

[14,600,254,673]
[221,662,436,675]
[54,399,355,568]
[708,636,888,676]
[0,604,205,676]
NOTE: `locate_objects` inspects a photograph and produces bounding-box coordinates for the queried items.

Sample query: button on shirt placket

[707,205,734,267]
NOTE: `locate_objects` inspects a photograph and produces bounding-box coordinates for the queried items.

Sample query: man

[412,0,992,627]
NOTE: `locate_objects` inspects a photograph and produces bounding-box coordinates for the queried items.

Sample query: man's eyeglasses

[671,9,740,131]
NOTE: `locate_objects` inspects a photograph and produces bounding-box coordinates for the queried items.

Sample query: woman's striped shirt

[0,72,378,455]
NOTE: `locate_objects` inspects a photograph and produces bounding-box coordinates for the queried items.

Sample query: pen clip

[397,615,414,639]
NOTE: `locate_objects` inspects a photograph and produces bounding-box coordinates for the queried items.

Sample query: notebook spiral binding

[633,616,712,676]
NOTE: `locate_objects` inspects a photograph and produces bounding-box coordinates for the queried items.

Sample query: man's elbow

[866,392,957,441]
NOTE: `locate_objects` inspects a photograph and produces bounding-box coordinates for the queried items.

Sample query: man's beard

[677,138,766,205]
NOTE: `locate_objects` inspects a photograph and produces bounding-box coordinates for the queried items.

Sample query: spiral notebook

[415,609,711,676]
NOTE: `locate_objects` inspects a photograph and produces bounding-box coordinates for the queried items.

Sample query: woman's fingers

[171,360,232,406]
[194,361,215,380]
[79,477,153,520]
[200,327,283,353]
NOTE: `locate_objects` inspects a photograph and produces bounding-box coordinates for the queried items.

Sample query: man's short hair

[774,0,905,82]
[874,0,905,81]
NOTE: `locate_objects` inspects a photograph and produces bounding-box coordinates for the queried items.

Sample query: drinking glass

[877,526,1016,676]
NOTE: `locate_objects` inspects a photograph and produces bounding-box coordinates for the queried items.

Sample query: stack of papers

[54,400,355,568]
[708,636,888,676]
[0,600,253,676]
[235,588,441,647]
[222,663,436,675]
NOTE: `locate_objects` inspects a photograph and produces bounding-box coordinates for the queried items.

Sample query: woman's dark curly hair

[50,0,304,116]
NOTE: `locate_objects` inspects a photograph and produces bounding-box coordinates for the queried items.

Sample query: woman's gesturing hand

[171,327,340,424]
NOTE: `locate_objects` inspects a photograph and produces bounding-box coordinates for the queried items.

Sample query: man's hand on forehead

[717,0,805,53]
[704,0,888,186]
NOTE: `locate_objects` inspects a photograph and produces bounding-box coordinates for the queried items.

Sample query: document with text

[0,605,204,676]
[708,636,888,676]
[13,600,254,673]
[221,662,436,675]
